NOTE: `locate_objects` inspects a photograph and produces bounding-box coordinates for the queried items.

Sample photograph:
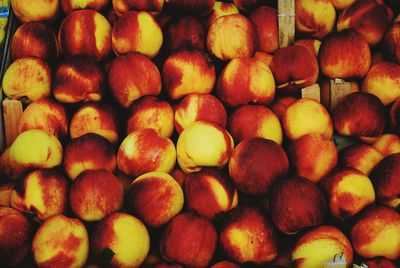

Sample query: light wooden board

[2,98,22,146]
[278,0,295,48]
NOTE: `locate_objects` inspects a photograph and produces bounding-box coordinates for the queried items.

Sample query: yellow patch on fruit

[94,12,112,56]
[258,113,283,145]
[136,12,163,58]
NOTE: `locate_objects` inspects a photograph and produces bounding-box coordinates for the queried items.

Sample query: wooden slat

[278,0,295,48]
[329,79,354,110]
[2,98,23,146]
[301,84,321,102]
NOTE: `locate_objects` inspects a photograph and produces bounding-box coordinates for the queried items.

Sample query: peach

[92,213,150,267]
[288,134,338,183]
[228,104,282,144]
[32,214,89,267]
[0,207,33,266]
[330,0,356,9]
[70,170,124,222]
[207,14,257,60]
[113,0,164,15]
[10,169,69,221]
[117,129,176,177]
[174,94,227,134]
[160,212,217,267]
[361,61,400,106]
[253,51,273,66]
[112,11,162,58]
[184,168,238,219]
[249,6,278,54]
[337,0,392,46]
[165,0,215,14]
[364,258,397,268]
[127,96,174,138]
[11,0,59,22]
[270,96,297,121]
[2,57,51,101]
[207,1,239,27]
[319,30,371,79]
[217,57,275,107]
[126,172,184,227]
[292,226,353,268]
[391,97,400,133]
[269,176,327,234]
[61,0,109,13]
[295,0,336,40]
[58,10,111,60]
[0,149,14,180]
[383,20,400,64]
[176,121,234,173]
[294,38,321,57]
[171,168,186,186]
[109,53,161,108]
[11,22,58,61]
[54,55,105,103]
[283,98,333,141]
[373,134,400,156]
[229,138,289,195]
[162,50,215,100]
[18,98,68,138]
[350,205,400,260]
[70,102,119,143]
[9,130,62,178]
[339,144,384,175]
[333,92,386,137]
[210,261,240,268]
[0,183,14,206]
[233,0,269,11]
[164,15,206,52]
[270,45,319,91]
[370,153,400,208]
[219,206,278,264]
[321,167,375,219]
[64,133,116,180]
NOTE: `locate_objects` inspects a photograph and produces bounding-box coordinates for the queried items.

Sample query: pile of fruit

[0,0,399,267]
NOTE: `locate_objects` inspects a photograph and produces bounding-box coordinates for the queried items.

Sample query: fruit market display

[0,0,400,267]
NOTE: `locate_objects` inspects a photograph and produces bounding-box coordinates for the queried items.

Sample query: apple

[126,172,184,228]
[270,45,319,91]
[112,11,162,58]
[333,92,386,137]
[164,15,206,52]
[321,167,375,219]
[219,206,278,264]
[0,207,33,266]
[249,6,278,54]
[92,212,150,267]
[162,49,215,100]
[113,0,164,15]
[269,176,328,234]
[117,129,176,177]
[127,96,174,138]
[2,57,51,101]
[109,53,161,108]
[61,0,109,13]
[11,0,59,22]
[70,102,119,144]
[229,138,289,195]
[64,133,116,180]
[11,22,58,61]
[160,212,217,267]
[18,98,68,138]
[292,225,353,268]
[58,10,111,60]
[177,121,234,173]
[295,0,336,39]
[228,104,282,145]
[32,214,89,267]
[54,55,105,103]
[283,98,333,141]
[217,57,275,107]
[175,93,227,134]
[207,14,257,60]
[370,153,400,208]
[288,134,338,183]
[184,168,238,219]
[350,205,400,260]
[319,30,371,79]
[373,133,400,156]
[10,169,69,221]
[362,61,400,106]
[339,144,384,175]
